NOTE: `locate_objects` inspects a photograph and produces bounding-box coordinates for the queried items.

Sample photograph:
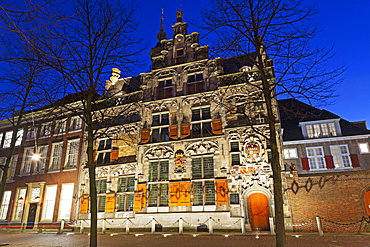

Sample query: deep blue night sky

[135,0,370,127]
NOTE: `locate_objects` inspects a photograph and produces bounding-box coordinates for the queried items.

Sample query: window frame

[192,180,215,206]
[0,191,11,220]
[70,117,82,132]
[96,139,112,165]
[306,146,326,170]
[58,183,74,220]
[359,143,370,154]
[49,142,63,171]
[191,156,214,179]
[191,106,212,138]
[284,148,298,159]
[41,185,57,221]
[64,139,80,169]
[330,144,352,168]
[55,119,67,135]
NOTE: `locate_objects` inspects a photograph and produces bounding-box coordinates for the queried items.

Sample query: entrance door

[27,203,37,229]
[364,191,370,215]
[248,193,270,231]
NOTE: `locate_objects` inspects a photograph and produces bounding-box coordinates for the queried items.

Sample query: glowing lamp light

[31,153,41,161]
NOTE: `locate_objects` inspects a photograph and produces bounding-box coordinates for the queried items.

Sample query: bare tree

[0,54,55,211]
[201,0,344,246]
[21,0,143,245]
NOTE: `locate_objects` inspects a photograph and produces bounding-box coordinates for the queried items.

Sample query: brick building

[0,98,84,229]
[280,99,370,232]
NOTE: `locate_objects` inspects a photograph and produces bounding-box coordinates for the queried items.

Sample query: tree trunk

[258,57,286,246]
[86,90,98,247]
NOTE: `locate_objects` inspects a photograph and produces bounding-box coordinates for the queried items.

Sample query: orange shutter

[169,182,180,206]
[137,183,147,209]
[110,149,119,162]
[80,196,89,214]
[180,181,191,206]
[180,124,191,139]
[212,119,222,135]
[140,129,150,144]
[93,152,97,162]
[105,195,115,212]
[215,179,229,205]
[169,125,178,140]
[133,193,143,212]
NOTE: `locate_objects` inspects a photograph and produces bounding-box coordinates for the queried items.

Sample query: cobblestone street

[1,232,370,247]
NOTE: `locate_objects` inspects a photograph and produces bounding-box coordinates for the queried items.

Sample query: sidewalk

[0,231,370,247]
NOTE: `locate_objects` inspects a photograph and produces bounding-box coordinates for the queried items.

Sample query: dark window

[149,161,169,182]
[192,157,214,179]
[230,193,240,204]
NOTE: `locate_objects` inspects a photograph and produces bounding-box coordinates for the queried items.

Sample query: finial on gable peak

[176,9,183,22]
[156,8,167,41]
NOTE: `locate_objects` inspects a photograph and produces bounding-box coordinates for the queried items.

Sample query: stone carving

[185,140,219,155]
[144,145,174,159]
[96,167,109,178]
[146,99,177,112]
[111,164,137,176]
[183,93,220,105]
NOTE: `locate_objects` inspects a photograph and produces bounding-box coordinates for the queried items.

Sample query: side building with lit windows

[280,99,370,232]
[0,95,85,229]
[76,10,292,232]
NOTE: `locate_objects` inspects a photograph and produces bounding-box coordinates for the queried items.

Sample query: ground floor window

[58,183,74,220]
[148,183,169,207]
[0,191,11,220]
[118,194,134,211]
[193,180,215,205]
[42,185,57,220]
[14,188,26,220]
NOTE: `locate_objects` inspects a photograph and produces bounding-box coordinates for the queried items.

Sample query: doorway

[26,203,37,229]
[364,190,370,215]
[248,193,270,231]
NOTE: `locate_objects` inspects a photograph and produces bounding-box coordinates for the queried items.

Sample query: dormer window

[300,119,340,139]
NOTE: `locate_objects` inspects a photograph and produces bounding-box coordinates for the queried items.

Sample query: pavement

[1,232,370,247]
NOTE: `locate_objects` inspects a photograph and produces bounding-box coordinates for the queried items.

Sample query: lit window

[284,148,298,159]
[305,122,337,138]
[58,183,74,220]
[22,148,34,174]
[306,147,326,170]
[359,143,370,154]
[3,129,23,148]
[70,117,82,131]
[40,123,51,137]
[65,140,80,168]
[0,155,17,181]
[14,188,26,220]
[35,146,48,173]
[50,142,63,171]
[0,191,11,220]
[27,126,37,139]
[330,145,351,168]
[42,185,57,220]
[55,119,66,134]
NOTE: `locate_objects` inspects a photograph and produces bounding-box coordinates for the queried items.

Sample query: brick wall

[285,171,370,233]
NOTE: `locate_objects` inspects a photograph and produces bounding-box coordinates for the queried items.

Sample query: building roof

[279,98,370,141]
